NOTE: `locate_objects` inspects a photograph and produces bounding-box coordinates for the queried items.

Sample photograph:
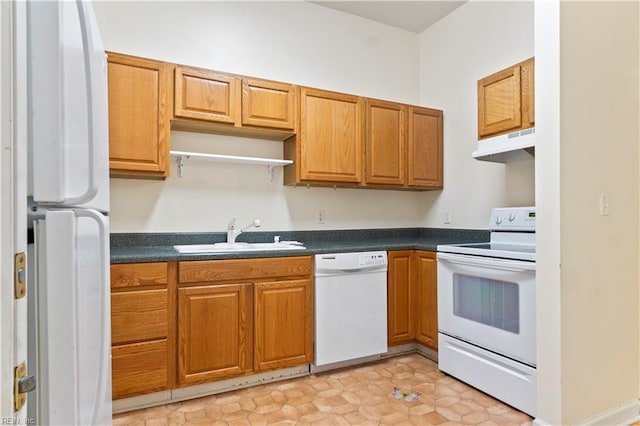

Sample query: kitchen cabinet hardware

[170,150,293,181]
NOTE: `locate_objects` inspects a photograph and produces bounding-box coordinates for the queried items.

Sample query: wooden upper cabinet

[365,100,405,186]
[107,52,171,178]
[242,79,296,130]
[407,107,443,189]
[173,66,296,133]
[478,57,534,139]
[174,65,239,125]
[298,87,363,183]
[521,58,535,126]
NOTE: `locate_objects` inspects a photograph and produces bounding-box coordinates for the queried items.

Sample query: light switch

[600,193,610,216]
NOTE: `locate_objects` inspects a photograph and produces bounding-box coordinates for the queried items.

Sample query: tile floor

[113,354,533,425]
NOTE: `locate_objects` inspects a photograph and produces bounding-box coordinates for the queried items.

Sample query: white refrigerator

[25,0,112,424]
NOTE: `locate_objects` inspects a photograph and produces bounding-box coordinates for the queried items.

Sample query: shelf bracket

[267,165,274,182]
[176,155,187,178]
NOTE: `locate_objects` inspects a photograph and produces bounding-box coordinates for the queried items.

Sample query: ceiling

[310,1,466,33]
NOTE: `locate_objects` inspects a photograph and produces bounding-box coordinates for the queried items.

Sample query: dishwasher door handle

[316,266,387,275]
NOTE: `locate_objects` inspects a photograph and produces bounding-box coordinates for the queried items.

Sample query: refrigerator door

[33,209,112,425]
[27,0,109,212]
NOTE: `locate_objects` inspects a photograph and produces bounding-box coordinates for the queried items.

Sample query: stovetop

[436,240,535,262]
[437,207,536,262]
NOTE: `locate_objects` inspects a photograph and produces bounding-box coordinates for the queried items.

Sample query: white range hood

[472,128,535,163]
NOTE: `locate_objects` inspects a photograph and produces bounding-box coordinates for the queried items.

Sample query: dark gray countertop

[110,228,489,264]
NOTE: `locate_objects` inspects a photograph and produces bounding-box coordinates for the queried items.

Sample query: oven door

[437,252,536,366]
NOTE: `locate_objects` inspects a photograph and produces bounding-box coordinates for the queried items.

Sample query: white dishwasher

[312,251,388,372]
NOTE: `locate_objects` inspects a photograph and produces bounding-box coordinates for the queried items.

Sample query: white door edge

[1,0,28,421]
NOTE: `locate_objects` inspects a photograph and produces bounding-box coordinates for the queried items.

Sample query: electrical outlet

[316,210,325,224]
[444,210,451,224]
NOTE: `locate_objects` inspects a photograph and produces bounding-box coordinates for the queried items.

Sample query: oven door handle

[437,252,536,272]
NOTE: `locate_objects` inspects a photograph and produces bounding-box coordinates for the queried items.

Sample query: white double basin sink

[173,241,306,254]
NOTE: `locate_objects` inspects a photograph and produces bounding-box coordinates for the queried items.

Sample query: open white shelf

[170,150,293,181]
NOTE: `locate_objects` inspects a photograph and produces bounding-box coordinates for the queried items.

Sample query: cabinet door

[414,252,438,350]
[365,100,405,186]
[242,79,296,130]
[387,251,415,345]
[477,64,522,138]
[254,279,313,371]
[107,52,171,178]
[407,107,443,188]
[174,65,239,124]
[178,283,251,386]
[521,58,535,127]
[299,88,363,183]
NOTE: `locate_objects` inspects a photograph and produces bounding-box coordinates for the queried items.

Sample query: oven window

[452,274,520,333]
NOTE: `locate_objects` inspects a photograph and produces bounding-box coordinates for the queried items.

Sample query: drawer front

[112,339,168,400]
[178,256,312,284]
[111,289,168,344]
[111,262,168,289]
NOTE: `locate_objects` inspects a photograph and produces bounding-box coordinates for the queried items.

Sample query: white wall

[417,1,535,229]
[95,1,532,233]
[0,0,8,417]
[94,1,435,232]
[534,1,562,422]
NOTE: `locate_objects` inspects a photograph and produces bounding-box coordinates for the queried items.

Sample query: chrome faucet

[227,218,261,244]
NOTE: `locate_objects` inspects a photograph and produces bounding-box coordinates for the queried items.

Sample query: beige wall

[417,1,535,229]
[537,1,640,424]
[560,2,639,423]
[95,1,533,233]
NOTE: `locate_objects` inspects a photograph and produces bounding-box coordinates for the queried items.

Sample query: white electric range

[436,207,537,416]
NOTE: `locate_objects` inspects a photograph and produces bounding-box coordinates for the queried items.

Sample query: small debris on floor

[392,386,422,402]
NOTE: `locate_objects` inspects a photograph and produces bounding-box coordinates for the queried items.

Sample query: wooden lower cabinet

[111,340,169,399]
[112,256,315,398]
[254,279,313,371]
[387,251,415,345]
[414,252,438,350]
[176,256,313,387]
[110,262,175,400]
[177,283,252,386]
[387,250,438,351]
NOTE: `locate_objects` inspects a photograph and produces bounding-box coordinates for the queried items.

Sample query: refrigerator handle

[74,209,109,425]
[63,1,99,206]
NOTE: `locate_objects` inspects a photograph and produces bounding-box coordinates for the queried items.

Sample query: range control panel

[358,253,387,267]
[489,207,536,232]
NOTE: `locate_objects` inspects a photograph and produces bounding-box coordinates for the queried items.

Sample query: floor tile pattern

[113,354,532,425]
